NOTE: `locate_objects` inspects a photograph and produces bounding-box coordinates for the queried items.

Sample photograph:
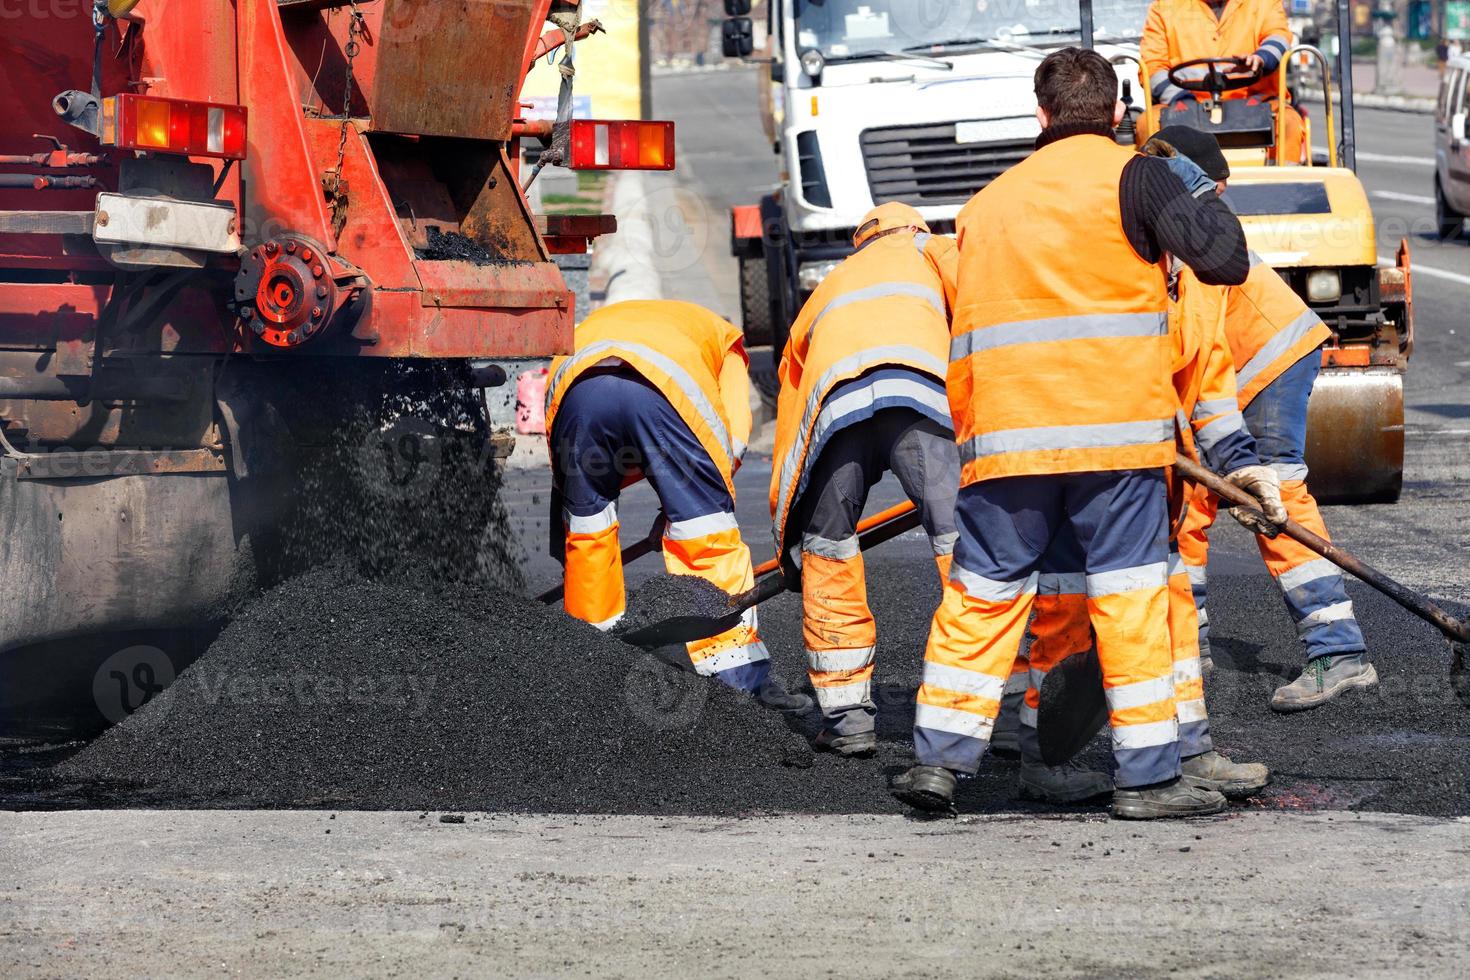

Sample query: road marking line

[1378,255,1470,286]
[1357,151,1436,167]
[1373,190,1436,205]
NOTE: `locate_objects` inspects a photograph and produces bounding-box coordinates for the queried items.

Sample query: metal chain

[325,0,366,238]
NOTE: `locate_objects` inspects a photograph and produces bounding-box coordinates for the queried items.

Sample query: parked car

[1435,53,1470,239]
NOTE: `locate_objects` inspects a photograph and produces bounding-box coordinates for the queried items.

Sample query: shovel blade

[618,610,746,651]
[1036,647,1110,767]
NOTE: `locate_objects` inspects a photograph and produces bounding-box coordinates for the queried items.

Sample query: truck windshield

[791,0,1153,59]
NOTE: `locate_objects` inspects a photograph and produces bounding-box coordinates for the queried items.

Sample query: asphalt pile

[418,227,518,266]
[52,562,851,813]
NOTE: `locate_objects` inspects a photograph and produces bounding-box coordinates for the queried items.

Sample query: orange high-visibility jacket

[1141,0,1292,103]
[1224,253,1333,407]
[949,135,1175,485]
[769,231,958,552]
[545,300,753,495]
[1170,263,1246,464]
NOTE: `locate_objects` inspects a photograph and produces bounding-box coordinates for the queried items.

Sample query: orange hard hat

[853,202,928,248]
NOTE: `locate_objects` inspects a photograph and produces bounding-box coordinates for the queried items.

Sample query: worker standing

[890,48,1275,819]
[545,300,810,712]
[1147,131,1377,712]
[1141,0,1302,162]
[770,203,977,756]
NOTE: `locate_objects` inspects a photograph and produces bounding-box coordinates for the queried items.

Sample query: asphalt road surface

[8,71,1470,977]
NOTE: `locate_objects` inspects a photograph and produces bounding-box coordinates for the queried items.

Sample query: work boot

[756,676,815,715]
[1270,654,1378,713]
[890,765,957,813]
[989,689,1023,757]
[1018,760,1113,804]
[1181,750,1270,800]
[1111,777,1227,820]
[814,728,877,757]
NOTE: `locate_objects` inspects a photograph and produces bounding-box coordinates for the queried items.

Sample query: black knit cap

[1152,125,1231,182]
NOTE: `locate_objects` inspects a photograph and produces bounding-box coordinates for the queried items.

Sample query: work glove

[1223,465,1287,537]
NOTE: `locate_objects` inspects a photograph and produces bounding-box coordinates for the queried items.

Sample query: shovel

[1037,456,1470,766]
[618,501,923,651]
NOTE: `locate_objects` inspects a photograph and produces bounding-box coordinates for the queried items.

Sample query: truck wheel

[739,256,773,347]
[1436,178,1463,241]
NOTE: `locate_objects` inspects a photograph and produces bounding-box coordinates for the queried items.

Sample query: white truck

[721,0,1151,397]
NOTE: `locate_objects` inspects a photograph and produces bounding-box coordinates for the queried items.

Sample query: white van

[1435,54,1470,238]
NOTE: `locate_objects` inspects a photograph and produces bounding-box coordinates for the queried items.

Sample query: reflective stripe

[1150,68,1185,102]
[1271,462,1309,482]
[807,646,876,673]
[1111,717,1178,750]
[1105,675,1174,713]
[1028,665,1048,690]
[960,418,1173,464]
[913,232,932,255]
[931,531,958,556]
[693,641,770,676]
[1185,564,1208,587]
[1236,310,1323,390]
[1276,558,1340,595]
[1174,657,1203,685]
[815,680,872,711]
[591,612,624,631]
[774,344,947,532]
[1038,572,1086,596]
[665,511,738,541]
[566,501,617,534]
[1167,551,1185,578]
[914,702,995,740]
[547,339,734,462]
[1192,397,1237,421]
[1176,699,1209,724]
[732,438,747,462]
[1003,671,1030,695]
[811,282,945,337]
[1086,561,1169,598]
[1196,411,1245,452]
[1297,600,1355,633]
[923,663,1007,701]
[952,565,1037,602]
[949,312,1165,362]
[801,532,859,560]
[1018,701,1038,727]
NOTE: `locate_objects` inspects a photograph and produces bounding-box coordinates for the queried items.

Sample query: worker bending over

[1154,132,1377,712]
[1141,0,1302,161]
[546,300,809,711]
[770,202,965,757]
[891,48,1276,819]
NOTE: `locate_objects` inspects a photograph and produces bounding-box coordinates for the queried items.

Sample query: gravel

[613,574,736,637]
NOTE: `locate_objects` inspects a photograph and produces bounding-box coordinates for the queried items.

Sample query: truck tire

[740,256,780,406]
[739,255,773,348]
[1437,177,1463,241]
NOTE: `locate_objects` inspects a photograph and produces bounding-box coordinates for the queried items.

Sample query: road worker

[1014,128,1276,805]
[1147,129,1377,712]
[545,299,810,712]
[1141,0,1303,162]
[890,48,1277,819]
[769,202,977,756]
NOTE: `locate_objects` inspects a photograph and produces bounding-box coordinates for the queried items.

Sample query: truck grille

[860,123,1033,206]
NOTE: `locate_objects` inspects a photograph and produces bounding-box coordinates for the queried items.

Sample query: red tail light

[568,120,675,171]
[101,94,248,161]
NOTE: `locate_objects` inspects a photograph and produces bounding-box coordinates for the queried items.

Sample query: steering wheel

[1168,56,1263,95]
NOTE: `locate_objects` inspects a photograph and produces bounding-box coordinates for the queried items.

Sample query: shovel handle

[752,500,919,578]
[1176,457,1470,643]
